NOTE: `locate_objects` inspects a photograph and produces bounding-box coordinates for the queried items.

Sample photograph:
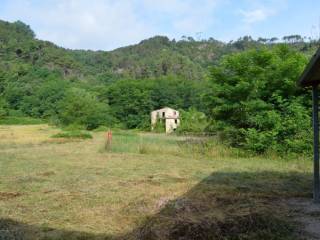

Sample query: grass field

[0,124,314,239]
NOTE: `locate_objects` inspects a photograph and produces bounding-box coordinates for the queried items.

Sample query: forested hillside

[1,19,316,82]
[0,20,220,82]
[0,19,319,154]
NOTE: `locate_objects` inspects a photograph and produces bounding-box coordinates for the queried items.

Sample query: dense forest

[0,19,319,154]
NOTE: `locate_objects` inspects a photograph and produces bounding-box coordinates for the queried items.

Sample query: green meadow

[0,124,313,239]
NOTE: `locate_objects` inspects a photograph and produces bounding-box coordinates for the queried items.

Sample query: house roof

[151,107,179,119]
[152,107,178,112]
[298,47,320,87]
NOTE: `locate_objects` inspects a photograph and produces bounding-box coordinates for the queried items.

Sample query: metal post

[312,85,320,203]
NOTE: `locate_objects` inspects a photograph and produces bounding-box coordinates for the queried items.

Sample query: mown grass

[0,125,313,239]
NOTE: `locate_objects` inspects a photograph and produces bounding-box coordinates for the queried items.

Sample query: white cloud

[239,8,275,24]
[0,0,222,50]
[0,0,155,50]
[141,0,221,34]
[238,0,288,26]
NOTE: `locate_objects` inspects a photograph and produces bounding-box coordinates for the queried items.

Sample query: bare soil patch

[0,192,23,201]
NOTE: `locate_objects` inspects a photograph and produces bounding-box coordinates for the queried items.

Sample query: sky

[0,0,320,50]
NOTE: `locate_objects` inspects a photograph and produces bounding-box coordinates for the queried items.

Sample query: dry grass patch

[0,125,59,146]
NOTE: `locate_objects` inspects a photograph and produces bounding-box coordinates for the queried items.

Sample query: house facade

[151,107,180,133]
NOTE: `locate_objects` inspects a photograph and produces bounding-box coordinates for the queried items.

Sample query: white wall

[151,108,180,133]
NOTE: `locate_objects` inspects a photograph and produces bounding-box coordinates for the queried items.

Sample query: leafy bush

[153,119,166,133]
[58,88,115,130]
[51,131,93,139]
[204,46,311,154]
[20,79,68,118]
[105,80,154,129]
[177,108,208,133]
[0,97,9,117]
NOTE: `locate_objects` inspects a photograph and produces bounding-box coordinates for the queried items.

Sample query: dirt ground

[287,198,320,240]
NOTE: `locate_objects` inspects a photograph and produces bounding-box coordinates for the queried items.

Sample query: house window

[162,112,165,118]
[175,119,178,124]
[174,111,176,116]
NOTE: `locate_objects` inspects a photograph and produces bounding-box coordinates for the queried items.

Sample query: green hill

[0,20,219,82]
[1,19,317,83]
[0,19,318,131]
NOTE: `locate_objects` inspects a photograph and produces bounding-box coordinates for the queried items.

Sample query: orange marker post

[105,130,112,151]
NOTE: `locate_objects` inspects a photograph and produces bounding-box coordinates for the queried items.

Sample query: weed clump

[139,144,149,154]
[51,131,92,139]
[93,126,110,132]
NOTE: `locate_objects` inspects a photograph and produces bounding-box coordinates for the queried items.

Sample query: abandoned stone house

[151,107,180,133]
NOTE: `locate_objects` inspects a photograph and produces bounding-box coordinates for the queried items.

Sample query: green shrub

[0,97,9,117]
[177,108,208,133]
[204,46,310,154]
[58,88,115,130]
[153,119,166,133]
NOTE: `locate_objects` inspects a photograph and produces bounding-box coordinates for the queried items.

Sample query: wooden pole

[312,85,320,203]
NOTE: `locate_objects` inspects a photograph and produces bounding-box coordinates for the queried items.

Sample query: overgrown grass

[51,131,93,139]
[106,130,244,159]
[0,116,44,125]
[92,125,110,132]
[0,125,313,239]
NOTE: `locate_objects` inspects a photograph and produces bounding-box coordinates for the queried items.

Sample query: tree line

[0,20,317,154]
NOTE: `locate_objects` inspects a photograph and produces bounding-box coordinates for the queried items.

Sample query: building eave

[298,47,320,88]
